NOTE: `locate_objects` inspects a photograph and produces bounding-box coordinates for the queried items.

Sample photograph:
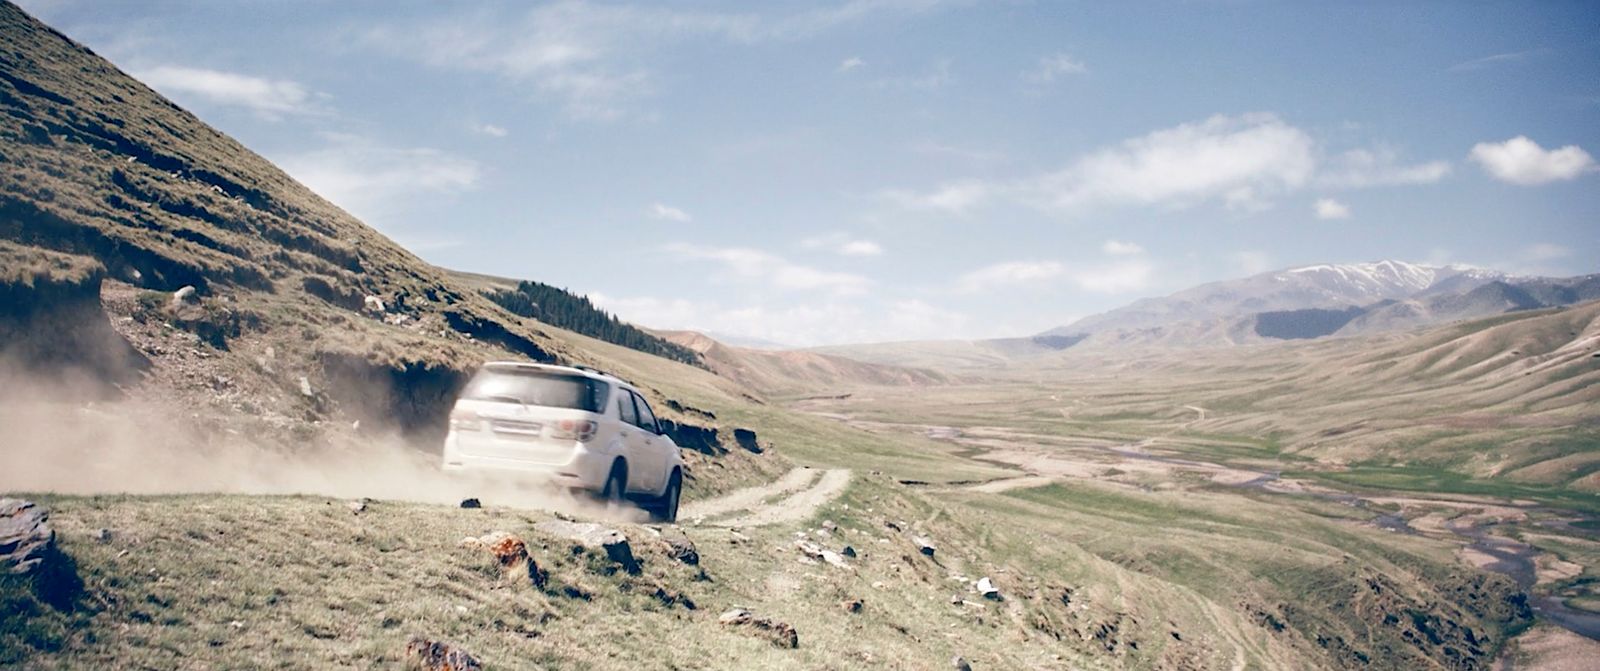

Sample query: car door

[628,390,670,494]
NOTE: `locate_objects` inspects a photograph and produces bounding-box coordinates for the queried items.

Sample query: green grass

[1291,465,1600,515]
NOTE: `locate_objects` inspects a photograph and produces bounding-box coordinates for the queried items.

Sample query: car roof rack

[571,364,613,378]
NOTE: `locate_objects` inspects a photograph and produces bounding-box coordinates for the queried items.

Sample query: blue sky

[19,0,1600,345]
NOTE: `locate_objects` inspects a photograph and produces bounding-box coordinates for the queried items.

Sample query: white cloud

[802,233,884,257]
[1469,136,1595,185]
[665,243,870,294]
[277,134,480,225]
[133,65,318,118]
[956,261,1064,293]
[648,203,693,222]
[1101,240,1144,256]
[1024,52,1086,83]
[472,123,509,137]
[361,2,950,119]
[1314,197,1350,220]
[838,56,864,72]
[955,257,1153,295]
[1317,147,1451,188]
[882,180,991,213]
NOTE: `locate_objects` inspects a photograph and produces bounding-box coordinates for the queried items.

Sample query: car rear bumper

[441,433,612,491]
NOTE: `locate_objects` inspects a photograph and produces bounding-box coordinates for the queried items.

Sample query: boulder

[404,636,482,671]
[535,520,638,574]
[1,499,80,607]
[459,531,545,588]
[458,498,481,509]
[719,608,799,649]
[659,527,699,565]
[1,498,53,575]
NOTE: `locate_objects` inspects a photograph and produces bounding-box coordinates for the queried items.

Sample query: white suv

[441,362,684,522]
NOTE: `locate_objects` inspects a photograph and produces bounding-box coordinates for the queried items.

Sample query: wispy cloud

[1469,136,1595,185]
[1023,52,1086,84]
[1102,240,1144,256]
[665,243,870,294]
[802,232,884,257]
[360,1,953,119]
[1314,198,1350,220]
[133,65,321,119]
[885,113,1458,216]
[471,123,509,137]
[648,203,693,222]
[277,133,480,225]
[838,56,864,72]
[873,59,954,91]
[956,258,1152,294]
[1316,147,1451,188]
[1448,48,1549,72]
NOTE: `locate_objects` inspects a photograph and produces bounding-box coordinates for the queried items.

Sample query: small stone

[229,620,244,629]
[914,536,936,556]
[405,636,482,671]
[950,594,963,605]
[841,545,857,558]
[347,501,367,514]
[660,527,699,565]
[93,528,113,543]
[976,576,1000,600]
[459,498,481,509]
[718,608,798,649]
[171,286,197,306]
[820,520,838,534]
[842,599,864,614]
[363,295,385,313]
[952,655,973,671]
[298,376,314,397]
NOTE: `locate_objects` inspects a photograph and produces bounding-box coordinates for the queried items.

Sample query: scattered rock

[404,635,482,671]
[347,501,368,514]
[1,499,79,607]
[2,499,55,574]
[842,599,864,613]
[820,520,838,534]
[659,527,699,565]
[171,285,197,306]
[976,576,1000,600]
[535,520,639,574]
[364,295,386,313]
[885,520,903,532]
[951,655,973,671]
[298,376,314,397]
[459,498,481,509]
[795,539,851,569]
[460,532,547,588]
[914,536,936,556]
[719,608,799,649]
[841,545,857,558]
[92,528,113,543]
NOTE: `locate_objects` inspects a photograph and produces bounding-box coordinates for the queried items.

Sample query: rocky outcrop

[0,241,149,391]
[459,531,545,588]
[403,636,482,671]
[534,521,639,575]
[0,499,79,608]
[718,608,798,649]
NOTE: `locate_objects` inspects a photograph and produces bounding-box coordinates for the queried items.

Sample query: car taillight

[551,419,598,442]
[449,408,482,431]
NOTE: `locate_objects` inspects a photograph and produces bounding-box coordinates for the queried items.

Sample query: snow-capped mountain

[1045,261,1508,338]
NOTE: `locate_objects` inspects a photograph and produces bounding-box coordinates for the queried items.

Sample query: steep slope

[0,0,786,496]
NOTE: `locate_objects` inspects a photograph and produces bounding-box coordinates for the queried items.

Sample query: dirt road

[683,466,852,528]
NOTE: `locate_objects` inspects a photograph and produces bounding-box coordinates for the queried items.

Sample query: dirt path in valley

[683,467,852,527]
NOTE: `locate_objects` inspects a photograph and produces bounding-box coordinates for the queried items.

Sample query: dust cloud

[0,362,644,520]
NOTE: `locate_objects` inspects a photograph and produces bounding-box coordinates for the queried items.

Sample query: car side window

[631,392,659,434]
[616,393,637,425]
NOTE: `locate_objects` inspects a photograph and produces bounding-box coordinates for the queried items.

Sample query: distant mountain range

[1043,261,1600,347]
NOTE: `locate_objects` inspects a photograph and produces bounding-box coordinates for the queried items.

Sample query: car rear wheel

[649,469,682,523]
[599,461,628,508]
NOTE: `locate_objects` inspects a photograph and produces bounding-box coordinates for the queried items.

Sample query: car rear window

[461,369,610,413]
